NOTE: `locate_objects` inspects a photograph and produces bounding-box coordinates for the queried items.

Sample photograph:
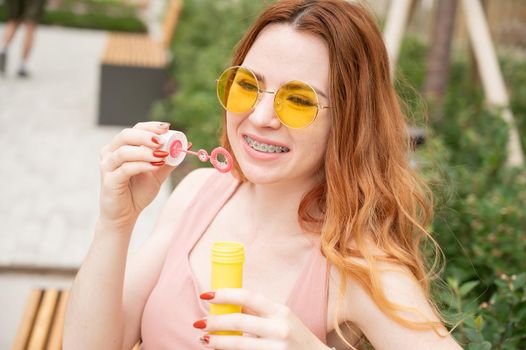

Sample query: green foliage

[0,0,146,32]
[41,11,146,33]
[502,55,526,160]
[394,36,429,126]
[0,5,6,21]
[438,274,526,349]
[397,38,526,348]
[150,0,271,156]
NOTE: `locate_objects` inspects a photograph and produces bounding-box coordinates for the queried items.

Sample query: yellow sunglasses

[216,66,332,129]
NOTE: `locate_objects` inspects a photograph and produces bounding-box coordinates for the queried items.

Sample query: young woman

[64,1,463,349]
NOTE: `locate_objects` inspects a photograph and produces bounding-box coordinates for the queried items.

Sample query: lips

[238,133,290,161]
[242,133,290,151]
[243,135,290,153]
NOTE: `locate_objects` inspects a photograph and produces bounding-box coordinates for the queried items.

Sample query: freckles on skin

[226,24,332,185]
[244,26,330,87]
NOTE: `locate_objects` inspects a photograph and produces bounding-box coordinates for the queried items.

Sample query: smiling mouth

[243,135,290,153]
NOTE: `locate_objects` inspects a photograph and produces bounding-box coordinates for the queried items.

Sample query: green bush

[438,273,526,349]
[0,0,146,32]
[502,55,526,158]
[40,10,146,32]
[397,38,526,348]
[154,1,526,346]
[151,0,270,153]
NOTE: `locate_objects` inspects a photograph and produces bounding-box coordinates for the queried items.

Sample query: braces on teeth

[244,136,289,153]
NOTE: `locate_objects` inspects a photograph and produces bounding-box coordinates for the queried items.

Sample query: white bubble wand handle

[158,130,233,173]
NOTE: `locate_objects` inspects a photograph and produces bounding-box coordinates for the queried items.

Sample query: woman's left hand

[194,288,328,350]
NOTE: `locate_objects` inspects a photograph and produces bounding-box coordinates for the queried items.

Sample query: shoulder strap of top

[286,240,329,343]
[168,171,240,251]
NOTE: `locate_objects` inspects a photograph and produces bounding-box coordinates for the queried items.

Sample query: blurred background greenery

[0,0,147,32]
[150,0,268,151]
[151,0,526,348]
[399,37,526,349]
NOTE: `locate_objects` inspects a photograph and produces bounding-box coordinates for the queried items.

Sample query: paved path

[0,24,171,267]
[0,24,171,347]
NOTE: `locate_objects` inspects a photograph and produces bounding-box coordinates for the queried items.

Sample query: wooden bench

[13,288,141,350]
[98,0,183,126]
[12,289,68,350]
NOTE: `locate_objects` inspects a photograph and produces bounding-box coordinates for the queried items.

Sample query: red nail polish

[200,292,215,300]
[193,319,207,329]
[150,161,165,166]
[153,150,169,158]
[200,335,210,344]
[151,136,161,145]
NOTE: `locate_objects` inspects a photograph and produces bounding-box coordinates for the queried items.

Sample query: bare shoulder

[331,256,462,350]
[343,260,436,325]
[152,167,215,240]
[169,167,216,206]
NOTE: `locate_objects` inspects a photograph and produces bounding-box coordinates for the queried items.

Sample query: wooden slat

[100,0,182,68]
[101,33,166,67]
[15,288,142,349]
[46,290,69,350]
[12,289,43,350]
[27,289,60,350]
[162,0,183,49]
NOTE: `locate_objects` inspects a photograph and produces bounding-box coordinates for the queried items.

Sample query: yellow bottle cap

[211,241,244,264]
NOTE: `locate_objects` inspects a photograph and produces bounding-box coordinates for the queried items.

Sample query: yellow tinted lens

[275,81,318,128]
[217,67,258,113]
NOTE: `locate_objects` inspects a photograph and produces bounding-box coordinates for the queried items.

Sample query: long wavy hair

[220,0,444,345]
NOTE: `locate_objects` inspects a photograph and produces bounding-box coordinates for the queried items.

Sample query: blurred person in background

[0,0,47,77]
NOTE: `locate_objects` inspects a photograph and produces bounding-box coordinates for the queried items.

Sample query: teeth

[244,136,289,153]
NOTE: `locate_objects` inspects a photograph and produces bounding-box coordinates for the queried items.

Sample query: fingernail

[199,335,210,345]
[153,150,169,158]
[151,136,164,145]
[200,292,215,300]
[193,319,207,329]
[150,161,165,166]
[159,122,170,128]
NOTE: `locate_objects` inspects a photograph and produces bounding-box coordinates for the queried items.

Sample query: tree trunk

[423,0,458,122]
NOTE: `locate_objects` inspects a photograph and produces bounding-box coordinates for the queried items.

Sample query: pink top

[141,171,329,349]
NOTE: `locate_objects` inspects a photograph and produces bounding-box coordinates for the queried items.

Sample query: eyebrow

[249,68,329,100]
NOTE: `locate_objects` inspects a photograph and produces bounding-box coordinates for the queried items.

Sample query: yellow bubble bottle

[210,241,244,335]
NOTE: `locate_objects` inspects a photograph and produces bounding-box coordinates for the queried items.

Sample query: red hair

[220,0,444,345]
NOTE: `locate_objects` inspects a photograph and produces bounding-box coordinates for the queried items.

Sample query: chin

[237,162,284,185]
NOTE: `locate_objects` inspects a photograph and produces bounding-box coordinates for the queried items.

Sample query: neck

[244,176,320,238]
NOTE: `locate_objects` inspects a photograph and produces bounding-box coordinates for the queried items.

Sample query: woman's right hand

[98,121,176,230]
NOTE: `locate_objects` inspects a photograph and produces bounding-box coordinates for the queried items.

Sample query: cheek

[313,117,331,155]
[295,131,328,166]
[226,114,244,150]
[301,126,330,166]
[310,139,328,164]
[226,115,237,139]
[226,113,243,130]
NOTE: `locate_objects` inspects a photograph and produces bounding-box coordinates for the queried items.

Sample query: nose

[247,92,281,129]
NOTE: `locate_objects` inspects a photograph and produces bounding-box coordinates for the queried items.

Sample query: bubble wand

[158,130,233,173]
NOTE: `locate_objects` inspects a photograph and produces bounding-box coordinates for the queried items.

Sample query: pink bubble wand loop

[168,139,233,173]
[158,130,233,173]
